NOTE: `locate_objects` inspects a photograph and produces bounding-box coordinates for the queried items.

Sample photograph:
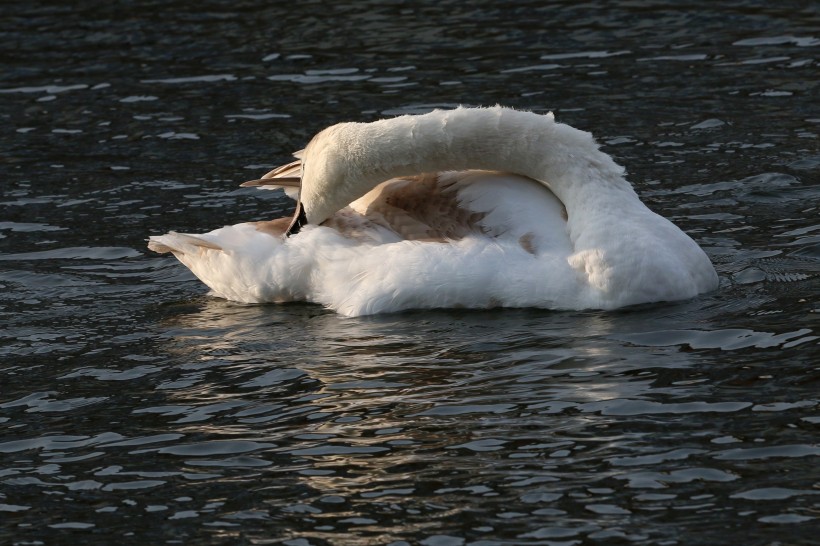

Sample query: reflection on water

[4,292,816,543]
[1,0,819,544]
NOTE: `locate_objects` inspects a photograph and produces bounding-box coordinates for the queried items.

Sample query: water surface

[1,1,818,544]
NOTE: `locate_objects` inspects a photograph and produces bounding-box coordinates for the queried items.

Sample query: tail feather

[148,231,223,254]
[240,158,303,199]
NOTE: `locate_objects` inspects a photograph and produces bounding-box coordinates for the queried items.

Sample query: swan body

[148,106,718,316]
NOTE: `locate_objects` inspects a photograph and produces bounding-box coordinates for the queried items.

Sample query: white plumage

[148,106,718,316]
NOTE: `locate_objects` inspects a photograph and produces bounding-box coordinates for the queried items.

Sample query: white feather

[148,106,718,316]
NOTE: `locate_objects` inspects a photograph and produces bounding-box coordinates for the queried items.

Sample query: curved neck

[300,106,636,225]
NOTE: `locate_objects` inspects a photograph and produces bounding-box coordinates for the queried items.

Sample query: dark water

[2,1,819,544]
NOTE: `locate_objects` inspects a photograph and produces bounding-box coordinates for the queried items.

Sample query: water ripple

[1,1,818,544]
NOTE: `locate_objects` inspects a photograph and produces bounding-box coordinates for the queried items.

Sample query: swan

[148,106,718,316]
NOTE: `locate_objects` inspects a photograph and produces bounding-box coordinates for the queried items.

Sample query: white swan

[148,106,718,316]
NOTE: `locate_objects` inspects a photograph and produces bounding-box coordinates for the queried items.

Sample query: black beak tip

[285,202,309,237]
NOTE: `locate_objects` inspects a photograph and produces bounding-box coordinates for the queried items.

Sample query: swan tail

[147,231,223,255]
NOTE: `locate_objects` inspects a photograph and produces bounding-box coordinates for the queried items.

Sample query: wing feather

[240,158,302,199]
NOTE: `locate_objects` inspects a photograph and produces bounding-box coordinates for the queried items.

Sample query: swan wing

[342,170,567,253]
[347,172,485,241]
[240,157,303,199]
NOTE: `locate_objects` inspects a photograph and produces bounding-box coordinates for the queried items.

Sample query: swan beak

[239,176,306,237]
[285,201,308,237]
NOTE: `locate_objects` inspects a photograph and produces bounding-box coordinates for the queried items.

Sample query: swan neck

[304,106,630,224]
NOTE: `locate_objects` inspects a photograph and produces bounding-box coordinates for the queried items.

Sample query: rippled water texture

[2,1,819,544]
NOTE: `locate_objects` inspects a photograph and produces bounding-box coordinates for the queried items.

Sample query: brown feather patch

[357,173,486,241]
[321,208,384,242]
[519,232,536,255]
[252,217,293,237]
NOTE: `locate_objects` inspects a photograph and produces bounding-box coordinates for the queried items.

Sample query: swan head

[240,127,352,238]
[295,123,363,228]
